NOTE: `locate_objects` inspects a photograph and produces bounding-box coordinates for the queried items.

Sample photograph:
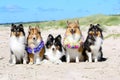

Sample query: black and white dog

[9,24,28,64]
[83,24,103,62]
[44,34,65,64]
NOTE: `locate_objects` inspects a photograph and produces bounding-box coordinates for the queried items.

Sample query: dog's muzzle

[70,29,75,34]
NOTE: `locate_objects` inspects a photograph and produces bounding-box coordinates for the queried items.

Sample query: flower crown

[64,35,84,49]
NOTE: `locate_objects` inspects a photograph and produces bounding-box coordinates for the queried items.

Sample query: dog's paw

[94,58,98,62]
[29,62,34,64]
[42,59,49,63]
[23,60,27,64]
[54,60,62,65]
[75,56,79,63]
[35,58,41,65]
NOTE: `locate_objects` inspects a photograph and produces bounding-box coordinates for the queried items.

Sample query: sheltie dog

[45,34,65,64]
[9,24,28,64]
[83,24,103,62]
[26,26,45,64]
[63,20,84,63]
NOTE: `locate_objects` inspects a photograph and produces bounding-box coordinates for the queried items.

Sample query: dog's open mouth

[70,29,75,34]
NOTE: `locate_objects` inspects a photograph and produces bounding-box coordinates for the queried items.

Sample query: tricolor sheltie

[9,24,28,64]
[45,34,65,64]
[26,26,45,64]
[83,24,103,62]
[63,20,84,63]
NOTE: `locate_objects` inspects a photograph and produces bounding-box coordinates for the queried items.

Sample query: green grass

[104,34,120,39]
[24,14,120,29]
[1,14,120,29]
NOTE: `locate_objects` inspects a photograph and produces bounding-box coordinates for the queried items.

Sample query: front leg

[9,50,16,64]
[94,58,98,62]
[87,52,92,62]
[34,54,41,64]
[28,54,34,64]
[35,58,41,64]
[66,54,70,63]
[76,56,79,63]
[11,54,16,64]
[23,51,28,64]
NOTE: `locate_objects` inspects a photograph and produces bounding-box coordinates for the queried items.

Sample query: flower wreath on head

[63,35,84,49]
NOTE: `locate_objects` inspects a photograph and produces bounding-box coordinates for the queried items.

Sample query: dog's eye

[16,29,19,31]
[13,29,17,32]
[75,27,78,28]
[68,27,71,28]
[50,42,53,45]
[54,43,57,46]
[20,28,23,31]
[89,31,94,35]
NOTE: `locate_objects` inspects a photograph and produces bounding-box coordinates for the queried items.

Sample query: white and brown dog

[26,26,45,64]
[63,20,84,63]
[9,24,28,64]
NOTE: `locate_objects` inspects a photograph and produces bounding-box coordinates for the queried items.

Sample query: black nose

[52,48,55,51]
[33,37,36,40]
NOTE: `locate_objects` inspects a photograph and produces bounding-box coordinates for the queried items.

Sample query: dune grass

[24,14,120,29]
[1,14,120,29]
[104,34,120,39]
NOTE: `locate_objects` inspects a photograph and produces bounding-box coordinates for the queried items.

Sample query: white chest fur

[90,37,103,51]
[10,36,26,58]
[66,34,81,43]
[88,37,103,62]
[45,48,65,62]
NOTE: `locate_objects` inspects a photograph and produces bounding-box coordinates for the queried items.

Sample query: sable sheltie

[9,24,28,64]
[83,24,103,62]
[63,20,84,63]
[26,26,45,64]
[44,34,65,64]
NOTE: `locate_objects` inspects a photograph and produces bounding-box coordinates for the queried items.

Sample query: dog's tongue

[71,30,75,34]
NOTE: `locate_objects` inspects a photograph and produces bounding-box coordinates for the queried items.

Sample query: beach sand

[0,26,120,80]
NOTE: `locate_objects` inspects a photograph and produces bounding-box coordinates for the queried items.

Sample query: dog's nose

[33,37,36,40]
[52,48,55,51]
[70,29,75,34]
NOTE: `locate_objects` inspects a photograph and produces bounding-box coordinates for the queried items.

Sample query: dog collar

[64,36,84,49]
[26,41,44,54]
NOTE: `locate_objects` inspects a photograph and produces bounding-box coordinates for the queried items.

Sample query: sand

[0,26,120,80]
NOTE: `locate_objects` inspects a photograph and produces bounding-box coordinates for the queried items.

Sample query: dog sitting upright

[26,26,45,64]
[83,24,103,62]
[9,24,28,64]
[45,34,65,64]
[63,20,84,63]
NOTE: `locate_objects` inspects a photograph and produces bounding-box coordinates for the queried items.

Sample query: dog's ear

[35,25,41,34]
[19,24,23,29]
[97,24,103,32]
[11,23,16,27]
[56,35,61,41]
[11,23,16,29]
[35,25,40,30]
[47,34,54,41]
[74,20,79,25]
[67,20,69,25]
[66,20,70,27]
[29,26,32,30]
[96,24,100,27]
[11,23,15,27]
[90,24,93,27]
[28,26,32,34]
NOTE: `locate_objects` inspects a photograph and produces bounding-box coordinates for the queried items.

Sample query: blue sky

[0,0,120,23]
